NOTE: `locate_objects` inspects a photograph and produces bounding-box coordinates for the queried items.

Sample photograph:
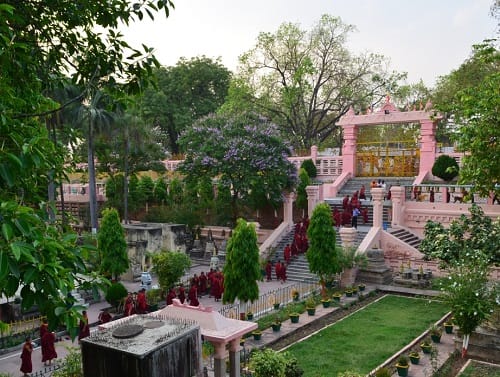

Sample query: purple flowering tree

[178,113,297,224]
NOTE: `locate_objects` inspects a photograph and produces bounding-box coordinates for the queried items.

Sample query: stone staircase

[337,177,415,198]
[389,228,422,250]
[324,199,392,225]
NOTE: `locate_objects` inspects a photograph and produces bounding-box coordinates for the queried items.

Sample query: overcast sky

[121,0,498,87]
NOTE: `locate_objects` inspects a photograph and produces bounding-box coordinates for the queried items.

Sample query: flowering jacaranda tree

[178,112,297,224]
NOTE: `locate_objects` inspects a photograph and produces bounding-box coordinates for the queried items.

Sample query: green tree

[432,155,459,182]
[306,203,343,284]
[98,208,129,280]
[419,204,500,267]
[142,56,232,154]
[178,112,297,223]
[300,159,317,178]
[237,14,402,149]
[433,41,500,195]
[223,219,261,307]
[295,168,311,216]
[440,254,497,358]
[0,0,173,336]
[152,251,191,291]
[249,348,287,377]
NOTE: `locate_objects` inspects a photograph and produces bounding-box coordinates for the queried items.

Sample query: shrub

[105,282,127,308]
[374,367,391,377]
[284,355,304,377]
[432,155,459,181]
[52,347,83,377]
[250,348,287,377]
[300,159,317,178]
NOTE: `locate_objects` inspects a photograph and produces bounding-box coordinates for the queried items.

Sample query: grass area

[285,295,449,377]
[459,360,500,377]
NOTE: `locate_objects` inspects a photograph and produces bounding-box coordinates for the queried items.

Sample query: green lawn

[459,360,500,377]
[285,295,449,376]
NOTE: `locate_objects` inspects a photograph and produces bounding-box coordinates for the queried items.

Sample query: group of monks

[333,191,369,227]
[165,269,225,307]
[20,318,58,376]
[123,288,149,317]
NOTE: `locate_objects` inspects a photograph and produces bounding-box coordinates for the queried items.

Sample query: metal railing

[218,280,321,320]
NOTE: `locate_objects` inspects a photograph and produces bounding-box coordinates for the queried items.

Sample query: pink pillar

[213,342,227,377]
[339,227,357,247]
[228,339,241,377]
[371,188,384,228]
[390,186,406,227]
[283,192,295,225]
[341,124,357,177]
[419,120,437,175]
[311,145,318,162]
[306,185,320,218]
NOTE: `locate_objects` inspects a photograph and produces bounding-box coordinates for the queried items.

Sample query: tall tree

[178,113,297,224]
[236,14,402,149]
[0,0,173,335]
[223,219,261,307]
[306,203,343,285]
[98,208,129,281]
[152,251,191,291]
[142,56,232,154]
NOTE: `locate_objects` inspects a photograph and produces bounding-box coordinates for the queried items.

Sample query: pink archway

[337,96,442,181]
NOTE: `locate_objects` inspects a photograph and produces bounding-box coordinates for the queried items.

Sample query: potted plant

[289,312,300,323]
[146,288,162,311]
[395,355,409,377]
[358,283,366,292]
[305,296,316,315]
[429,324,442,343]
[345,288,353,297]
[292,290,300,301]
[420,339,432,354]
[340,246,368,288]
[374,367,391,377]
[273,301,281,310]
[271,318,281,332]
[321,298,331,308]
[252,330,262,341]
[246,311,254,321]
[444,321,454,334]
[409,351,420,365]
[332,292,342,302]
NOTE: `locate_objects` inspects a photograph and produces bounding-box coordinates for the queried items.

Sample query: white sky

[121,0,498,87]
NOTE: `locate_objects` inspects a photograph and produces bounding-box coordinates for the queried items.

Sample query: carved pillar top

[213,342,227,358]
[339,227,357,247]
[228,338,241,352]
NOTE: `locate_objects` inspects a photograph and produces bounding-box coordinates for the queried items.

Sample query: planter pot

[332,295,341,302]
[421,344,432,354]
[444,324,453,334]
[358,284,366,292]
[246,313,254,321]
[293,297,299,302]
[290,315,300,324]
[306,308,316,316]
[273,303,281,310]
[396,364,409,377]
[345,291,353,297]
[271,323,281,332]
[321,300,331,308]
[409,355,420,365]
[431,334,441,343]
[252,332,262,341]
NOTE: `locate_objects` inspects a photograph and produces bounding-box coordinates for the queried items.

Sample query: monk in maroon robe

[136,289,148,314]
[20,337,33,376]
[124,292,135,316]
[78,311,90,342]
[178,285,186,304]
[284,244,291,264]
[166,289,176,305]
[188,284,199,306]
[265,261,273,281]
[199,271,208,296]
[41,331,57,365]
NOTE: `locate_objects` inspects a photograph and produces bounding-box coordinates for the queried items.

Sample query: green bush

[52,347,83,377]
[105,282,127,308]
[300,159,317,178]
[432,155,459,181]
[250,348,287,377]
[284,354,304,377]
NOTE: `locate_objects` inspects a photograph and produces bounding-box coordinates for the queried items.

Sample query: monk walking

[20,336,33,377]
[41,330,57,365]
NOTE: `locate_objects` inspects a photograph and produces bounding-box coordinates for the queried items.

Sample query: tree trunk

[123,125,130,224]
[88,117,98,234]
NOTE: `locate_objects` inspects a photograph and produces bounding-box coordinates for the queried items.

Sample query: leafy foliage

[433,41,500,196]
[295,168,311,211]
[98,208,129,280]
[105,282,128,308]
[142,57,231,154]
[237,14,403,149]
[300,159,317,178]
[249,348,287,377]
[432,155,459,181]
[51,346,83,377]
[306,203,343,282]
[0,0,172,335]
[178,112,297,223]
[419,204,500,267]
[223,219,261,304]
[440,254,497,337]
[152,250,191,291]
